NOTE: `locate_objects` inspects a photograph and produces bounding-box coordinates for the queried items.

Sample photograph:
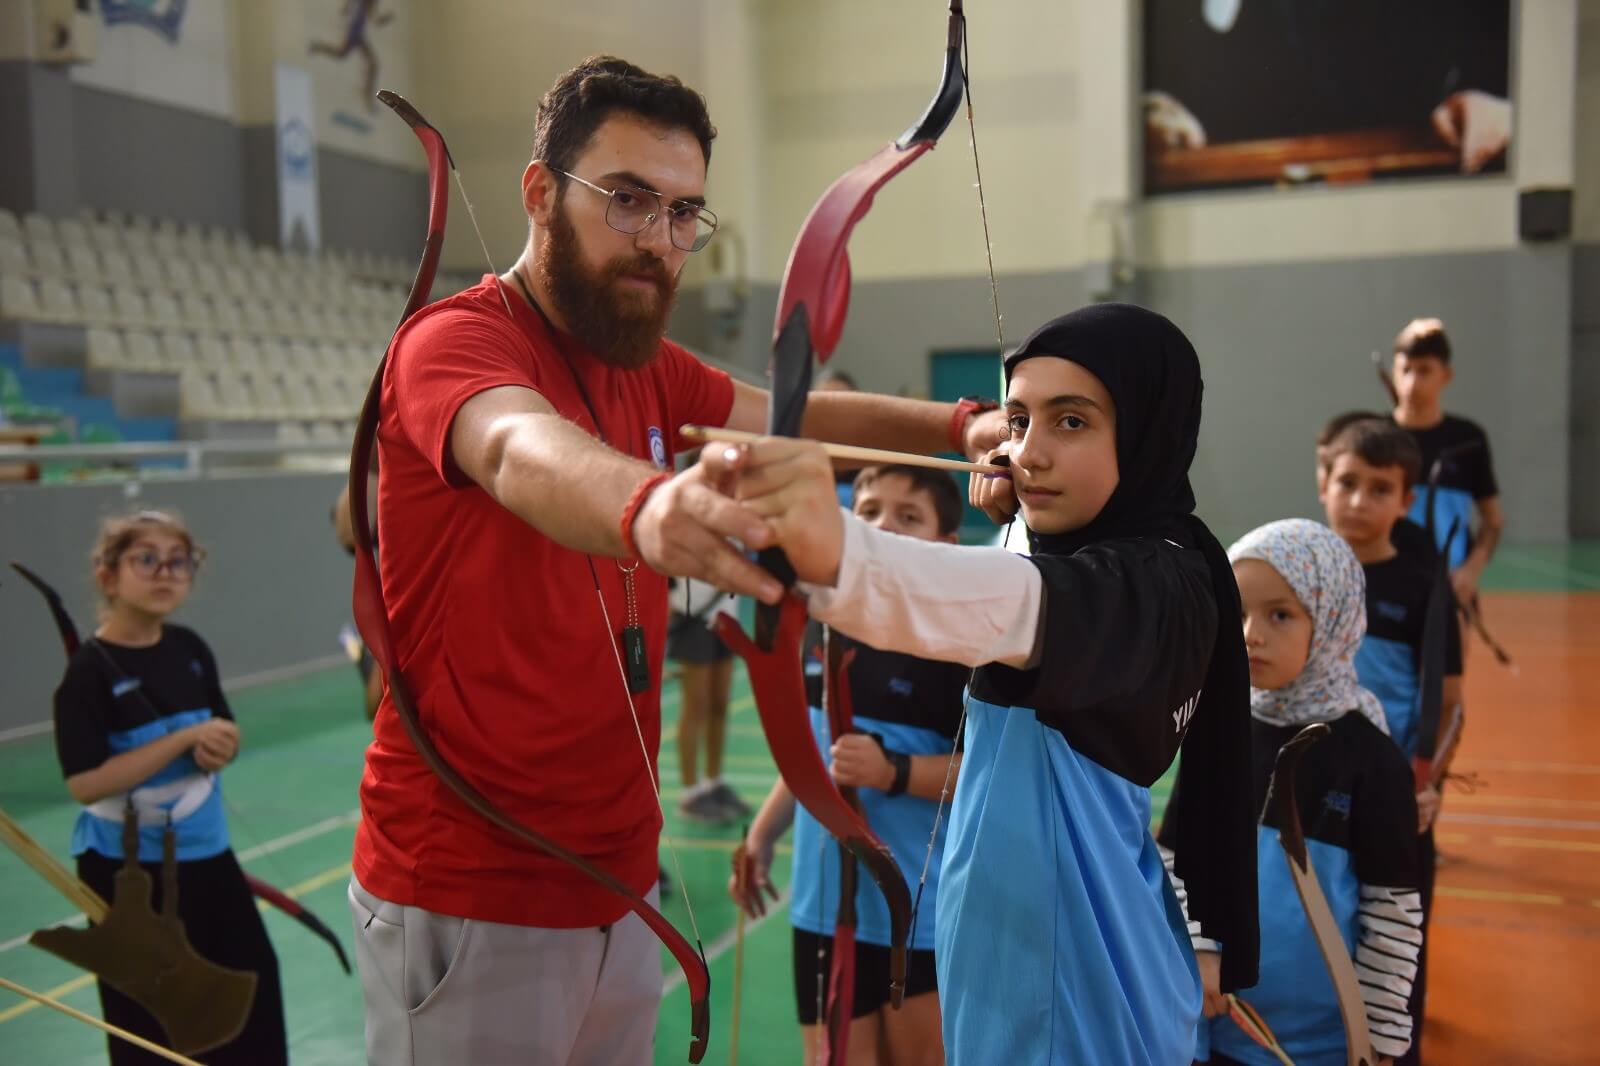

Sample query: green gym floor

[1,542,1597,1064]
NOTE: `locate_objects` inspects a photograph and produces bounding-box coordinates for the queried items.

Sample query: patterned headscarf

[1228,518,1389,733]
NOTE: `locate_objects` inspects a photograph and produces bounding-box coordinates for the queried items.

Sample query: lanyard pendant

[620,562,650,694]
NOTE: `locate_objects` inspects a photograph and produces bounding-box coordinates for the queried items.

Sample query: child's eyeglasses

[125,550,203,580]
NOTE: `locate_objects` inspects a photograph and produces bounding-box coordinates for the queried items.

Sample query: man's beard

[537,205,678,370]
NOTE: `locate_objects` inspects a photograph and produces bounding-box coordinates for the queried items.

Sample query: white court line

[660,890,792,999]
[0,809,360,955]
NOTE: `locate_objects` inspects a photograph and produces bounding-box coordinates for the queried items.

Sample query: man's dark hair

[852,465,965,536]
[1394,317,1451,363]
[1322,417,1423,490]
[533,56,716,180]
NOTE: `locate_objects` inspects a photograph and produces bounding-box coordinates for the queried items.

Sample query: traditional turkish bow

[1266,723,1375,1066]
[347,91,710,1062]
[7,562,352,977]
[713,0,982,1037]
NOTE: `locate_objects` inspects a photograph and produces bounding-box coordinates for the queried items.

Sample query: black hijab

[1004,303,1258,992]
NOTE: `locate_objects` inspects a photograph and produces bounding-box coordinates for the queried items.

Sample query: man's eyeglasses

[124,549,204,580]
[549,167,719,253]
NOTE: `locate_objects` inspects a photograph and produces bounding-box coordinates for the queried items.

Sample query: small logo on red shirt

[648,426,667,469]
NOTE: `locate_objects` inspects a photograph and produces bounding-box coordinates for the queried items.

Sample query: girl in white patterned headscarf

[1228,518,1389,733]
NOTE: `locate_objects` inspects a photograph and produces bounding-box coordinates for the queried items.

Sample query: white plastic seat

[214,368,256,418]
[175,291,215,329]
[57,217,91,248]
[239,299,272,337]
[227,336,264,366]
[158,330,198,369]
[162,255,203,291]
[0,240,29,276]
[64,244,103,283]
[280,371,320,418]
[252,372,291,419]
[27,241,67,278]
[146,289,182,329]
[86,219,124,252]
[284,341,316,371]
[78,282,115,325]
[180,368,225,419]
[0,275,42,319]
[86,327,127,368]
[99,246,135,282]
[0,207,20,243]
[211,296,243,334]
[109,284,150,328]
[37,277,79,322]
[125,330,164,371]
[195,333,230,367]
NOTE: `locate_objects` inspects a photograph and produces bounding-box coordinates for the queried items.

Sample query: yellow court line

[1435,885,1566,906]
[1446,793,1600,812]
[1490,835,1600,854]
[2,860,354,1028]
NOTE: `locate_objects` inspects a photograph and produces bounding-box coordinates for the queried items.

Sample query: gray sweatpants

[348,876,662,1065]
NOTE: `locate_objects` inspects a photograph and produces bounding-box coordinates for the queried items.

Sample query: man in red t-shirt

[346,55,1003,1065]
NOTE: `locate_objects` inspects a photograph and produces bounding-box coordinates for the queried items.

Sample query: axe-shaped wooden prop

[0,804,256,1055]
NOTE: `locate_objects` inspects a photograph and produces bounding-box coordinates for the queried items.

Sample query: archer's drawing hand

[698,438,844,587]
[969,445,1018,526]
[633,464,784,604]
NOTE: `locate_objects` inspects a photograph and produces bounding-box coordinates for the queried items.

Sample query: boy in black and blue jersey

[1320,415,1463,1066]
[1387,318,1502,611]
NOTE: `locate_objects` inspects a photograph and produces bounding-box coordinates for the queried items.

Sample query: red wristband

[948,396,998,454]
[620,472,673,560]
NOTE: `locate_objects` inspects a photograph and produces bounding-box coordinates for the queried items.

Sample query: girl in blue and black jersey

[710,305,1261,1065]
[1174,518,1424,1066]
[52,509,286,1065]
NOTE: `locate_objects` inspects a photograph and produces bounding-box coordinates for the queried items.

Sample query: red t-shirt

[352,275,734,927]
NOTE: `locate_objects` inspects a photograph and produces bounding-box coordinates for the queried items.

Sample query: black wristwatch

[868,732,913,796]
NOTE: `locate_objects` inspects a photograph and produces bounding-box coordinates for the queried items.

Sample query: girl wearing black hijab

[704,304,1258,1064]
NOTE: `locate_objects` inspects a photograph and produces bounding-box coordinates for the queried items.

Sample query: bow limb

[241,874,351,974]
[718,1,969,1011]
[821,638,861,1065]
[9,562,82,655]
[350,91,709,1063]
[1267,725,1376,1066]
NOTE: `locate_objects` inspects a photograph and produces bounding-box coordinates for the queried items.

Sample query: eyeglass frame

[544,165,719,253]
[122,547,206,580]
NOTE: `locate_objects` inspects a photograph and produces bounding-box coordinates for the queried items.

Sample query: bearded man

[346,55,1003,1065]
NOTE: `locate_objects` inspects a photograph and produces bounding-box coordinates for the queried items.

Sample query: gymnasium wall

[681,0,1593,540]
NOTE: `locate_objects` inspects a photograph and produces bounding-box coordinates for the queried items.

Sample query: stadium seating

[0,207,487,435]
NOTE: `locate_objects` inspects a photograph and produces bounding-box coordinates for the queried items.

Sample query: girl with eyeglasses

[51,509,288,1065]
